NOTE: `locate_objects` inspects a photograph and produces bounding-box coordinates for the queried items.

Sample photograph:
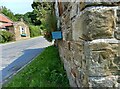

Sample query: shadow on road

[1,47,45,85]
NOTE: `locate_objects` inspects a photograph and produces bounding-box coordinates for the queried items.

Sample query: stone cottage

[55,0,120,88]
[13,21,30,41]
[0,13,30,41]
[0,13,13,31]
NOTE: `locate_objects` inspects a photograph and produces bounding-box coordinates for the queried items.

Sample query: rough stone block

[79,1,120,11]
[89,39,120,76]
[117,9,120,24]
[89,76,120,88]
[72,16,83,41]
[90,42,112,51]
[62,28,73,41]
[115,30,120,40]
[64,13,70,24]
[62,2,70,12]
[72,49,84,68]
[79,1,86,11]
[116,9,120,40]
[78,69,89,87]
[117,9,120,17]
[70,41,83,52]
[63,59,78,87]
[76,79,81,87]
[72,7,115,41]
[70,3,78,19]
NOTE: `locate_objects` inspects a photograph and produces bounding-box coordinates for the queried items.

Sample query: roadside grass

[4,46,69,87]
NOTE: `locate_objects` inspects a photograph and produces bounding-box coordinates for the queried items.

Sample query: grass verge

[4,46,69,87]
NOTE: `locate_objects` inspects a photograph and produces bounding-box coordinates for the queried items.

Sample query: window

[22,27,24,34]
[19,26,26,37]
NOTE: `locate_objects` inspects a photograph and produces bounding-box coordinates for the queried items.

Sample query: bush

[0,31,14,43]
[43,13,57,42]
[29,25,41,37]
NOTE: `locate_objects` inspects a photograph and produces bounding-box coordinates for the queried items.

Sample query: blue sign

[52,31,62,39]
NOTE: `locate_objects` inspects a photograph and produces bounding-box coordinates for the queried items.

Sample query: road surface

[0,36,52,84]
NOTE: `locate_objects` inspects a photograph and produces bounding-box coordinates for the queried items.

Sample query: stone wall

[58,1,120,88]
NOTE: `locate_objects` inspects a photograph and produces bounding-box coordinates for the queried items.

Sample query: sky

[0,0,34,14]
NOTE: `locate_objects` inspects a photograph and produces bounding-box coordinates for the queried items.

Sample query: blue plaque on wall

[52,31,62,39]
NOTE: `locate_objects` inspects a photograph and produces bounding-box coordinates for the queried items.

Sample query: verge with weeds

[4,46,69,87]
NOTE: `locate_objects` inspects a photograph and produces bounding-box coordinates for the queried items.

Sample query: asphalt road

[0,36,52,84]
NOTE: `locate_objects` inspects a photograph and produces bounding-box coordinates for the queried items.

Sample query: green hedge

[29,25,41,37]
[0,31,14,43]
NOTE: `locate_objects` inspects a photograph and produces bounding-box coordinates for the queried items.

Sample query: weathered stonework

[57,1,120,88]
[89,39,120,76]
[73,7,116,41]
[115,9,120,40]
[79,1,120,11]
[13,21,30,41]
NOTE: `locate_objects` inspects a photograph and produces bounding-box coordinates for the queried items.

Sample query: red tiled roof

[0,23,13,28]
[0,14,13,23]
[3,23,13,27]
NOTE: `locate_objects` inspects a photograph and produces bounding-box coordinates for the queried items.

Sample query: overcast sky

[0,0,34,14]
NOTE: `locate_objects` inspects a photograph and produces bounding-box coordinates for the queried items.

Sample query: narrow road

[0,36,52,84]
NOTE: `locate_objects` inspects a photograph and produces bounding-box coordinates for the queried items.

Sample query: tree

[23,12,33,24]
[31,1,57,41]
[1,6,17,21]
[14,14,24,21]
[1,6,42,38]
[15,12,34,25]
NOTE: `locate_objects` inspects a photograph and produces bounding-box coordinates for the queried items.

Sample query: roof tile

[0,14,13,23]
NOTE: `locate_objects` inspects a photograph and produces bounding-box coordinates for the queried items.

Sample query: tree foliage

[23,12,33,25]
[31,1,57,42]
[15,12,34,25]
[0,6,46,39]
[29,25,41,37]
[1,6,35,25]
[1,6,17,21]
